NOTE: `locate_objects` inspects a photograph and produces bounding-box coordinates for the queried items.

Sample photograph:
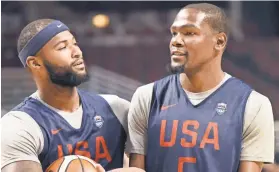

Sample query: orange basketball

[46,155,98,172]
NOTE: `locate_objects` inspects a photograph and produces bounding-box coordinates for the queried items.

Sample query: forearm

[238,161,263,172]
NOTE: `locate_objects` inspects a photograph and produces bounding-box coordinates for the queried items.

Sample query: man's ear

[26,56,42,69]
[214,32,227,51]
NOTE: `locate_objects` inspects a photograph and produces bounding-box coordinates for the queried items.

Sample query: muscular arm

[239,91,275,172]
[2,161,42,172]
[126,83,154,170]
[129,154,145,169]
[238,161,263,172]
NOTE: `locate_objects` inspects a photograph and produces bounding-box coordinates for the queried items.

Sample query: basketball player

[127,3,274,172]
[1,19,139,172]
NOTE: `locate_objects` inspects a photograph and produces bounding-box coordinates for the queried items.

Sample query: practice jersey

[127,73,274,172]
[1,90,130,171]
[147,74,252,172]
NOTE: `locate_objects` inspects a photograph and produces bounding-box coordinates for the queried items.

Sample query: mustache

[71,57,84,66]
[170,49,189,57]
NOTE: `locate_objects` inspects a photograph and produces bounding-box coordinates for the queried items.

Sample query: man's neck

[38,84,80,112]
[180,63,225,93]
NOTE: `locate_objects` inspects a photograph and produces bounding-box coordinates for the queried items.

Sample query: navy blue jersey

[12,90,126,171]
[146,74,252,172]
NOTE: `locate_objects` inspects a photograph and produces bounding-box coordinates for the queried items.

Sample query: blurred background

[1,1,279,171]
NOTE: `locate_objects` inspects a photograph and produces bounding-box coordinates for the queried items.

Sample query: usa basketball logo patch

[215,103,227,115]
[94,115,104,128]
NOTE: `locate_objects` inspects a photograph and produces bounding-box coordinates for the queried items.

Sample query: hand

[95,164,105,172]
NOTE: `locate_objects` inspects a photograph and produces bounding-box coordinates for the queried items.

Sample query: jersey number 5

[178,157,196,172]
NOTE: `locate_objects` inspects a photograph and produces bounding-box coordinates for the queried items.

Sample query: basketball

[46,155,98,172]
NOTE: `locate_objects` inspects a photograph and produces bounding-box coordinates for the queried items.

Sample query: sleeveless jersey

[13,90,126,171]
[146,74,252,172]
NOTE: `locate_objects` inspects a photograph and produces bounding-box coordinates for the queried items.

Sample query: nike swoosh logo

[57,24,62,28]
[161,104,177,110]
[51,128,62,135]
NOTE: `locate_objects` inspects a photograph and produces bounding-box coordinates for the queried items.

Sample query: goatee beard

[166,63,184,74]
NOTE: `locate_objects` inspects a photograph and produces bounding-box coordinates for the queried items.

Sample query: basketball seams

[45,157,65,172]
[79,156,96,170]
[77,155,85,172]
[58,156,77,172]
[77,155,97,168]
[48,155,97,172]
[64,158,77,172]
[57,157,65,172]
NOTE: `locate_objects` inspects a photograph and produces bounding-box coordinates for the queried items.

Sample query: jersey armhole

[37,125,49,162]
[148,84,157,122]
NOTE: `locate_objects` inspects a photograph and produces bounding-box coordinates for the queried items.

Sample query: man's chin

[166,63,185,74]
[50,72,90,87]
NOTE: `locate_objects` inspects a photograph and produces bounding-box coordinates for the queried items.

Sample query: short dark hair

[17,19,55,54]
[184,3,229,36]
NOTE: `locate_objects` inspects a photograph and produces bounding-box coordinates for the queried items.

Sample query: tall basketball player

[1,19,141,172]
[127,3,274,172]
